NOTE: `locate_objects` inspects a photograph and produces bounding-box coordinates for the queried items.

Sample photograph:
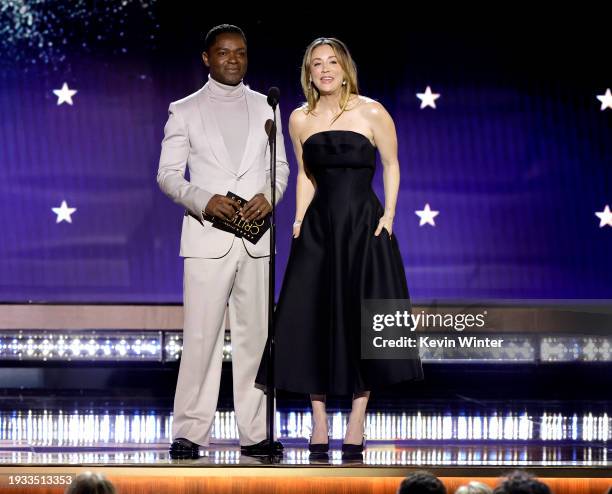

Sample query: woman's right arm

[289,109,315,238]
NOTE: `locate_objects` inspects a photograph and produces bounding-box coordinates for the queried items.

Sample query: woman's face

[309,44,345,95]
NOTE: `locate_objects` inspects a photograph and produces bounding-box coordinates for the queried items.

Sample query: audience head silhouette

[397,471,447,494]
[493,470,551,494]
[65,472,116,494]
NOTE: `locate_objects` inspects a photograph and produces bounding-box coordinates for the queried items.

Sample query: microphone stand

[265,103,278,459]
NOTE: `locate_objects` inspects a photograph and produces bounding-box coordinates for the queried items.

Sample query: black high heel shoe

[308,435,330,454]
[341,435,366,456]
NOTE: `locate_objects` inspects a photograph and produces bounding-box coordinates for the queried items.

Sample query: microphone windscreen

[267,86,280,107]
[264,119,275,137]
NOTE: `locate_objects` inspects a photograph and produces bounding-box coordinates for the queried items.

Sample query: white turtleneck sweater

[205,75,248,171]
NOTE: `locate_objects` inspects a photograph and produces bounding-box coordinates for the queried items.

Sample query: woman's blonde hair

[455,481,493,494]
[65,472,116,494]
[300,37,359,122]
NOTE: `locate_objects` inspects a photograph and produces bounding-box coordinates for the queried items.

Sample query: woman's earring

[342,80,347,86]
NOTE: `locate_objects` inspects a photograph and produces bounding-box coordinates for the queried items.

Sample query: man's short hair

[397,471,447,494]
[203,24,246,53]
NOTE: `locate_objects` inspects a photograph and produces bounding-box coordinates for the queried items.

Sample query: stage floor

[0,441,610,470]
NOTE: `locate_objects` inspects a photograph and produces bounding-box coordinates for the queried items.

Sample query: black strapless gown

[256,130,424,395]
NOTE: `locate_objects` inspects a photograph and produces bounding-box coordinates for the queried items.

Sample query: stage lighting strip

[0,331,163,361]
[0,332,609,362]
[0,410,609,447]
[540,336,611,362]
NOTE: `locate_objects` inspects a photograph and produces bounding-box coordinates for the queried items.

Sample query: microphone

[267,86,280,109]
[264,119,276,140]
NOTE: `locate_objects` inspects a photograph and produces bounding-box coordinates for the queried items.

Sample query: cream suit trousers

[172,239,268,446]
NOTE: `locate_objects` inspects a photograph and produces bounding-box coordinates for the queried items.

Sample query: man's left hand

[241,193,272,222]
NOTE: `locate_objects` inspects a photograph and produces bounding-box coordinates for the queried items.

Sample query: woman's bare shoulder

[355,97,390,125]
[292,103,309,116]
[355,95,384,111]
[289,105,309,127]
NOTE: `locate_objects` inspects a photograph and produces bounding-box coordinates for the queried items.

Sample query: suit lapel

[236,88,264,177]
[197,85,235,175]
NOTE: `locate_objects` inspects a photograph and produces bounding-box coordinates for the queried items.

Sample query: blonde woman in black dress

[257,37,423,455]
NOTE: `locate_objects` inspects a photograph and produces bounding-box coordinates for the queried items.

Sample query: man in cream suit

[157,24,289,458]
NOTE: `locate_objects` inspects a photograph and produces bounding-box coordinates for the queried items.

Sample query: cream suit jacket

[157,82,289,258]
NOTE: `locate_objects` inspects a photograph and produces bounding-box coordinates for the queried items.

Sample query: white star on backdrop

[595,205,612,227]
[596,88,612,111]
[416,86,440,109]
[415,203,439,226]
[53,83,78,106]
[52,200,77,223]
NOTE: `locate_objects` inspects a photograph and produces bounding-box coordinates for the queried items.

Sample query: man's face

[202,33,247,86]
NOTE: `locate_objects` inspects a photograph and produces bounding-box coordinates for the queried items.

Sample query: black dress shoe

[240,439,284,456]
[341,436,366,456]
[308,435,330,454]
[169,437,200,459]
